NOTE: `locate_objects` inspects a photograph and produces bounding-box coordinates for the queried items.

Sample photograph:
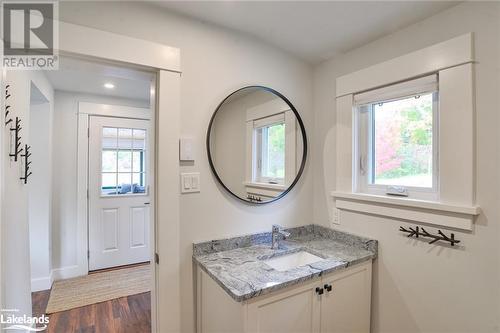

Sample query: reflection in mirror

[208,86,306,204]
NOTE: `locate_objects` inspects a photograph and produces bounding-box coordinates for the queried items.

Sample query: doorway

[1,19,181,332]
[88,116,152,271]
[26,55,157,332]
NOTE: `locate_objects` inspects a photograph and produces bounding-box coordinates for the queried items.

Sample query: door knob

[324,284,332,292]
[315,287,324,295]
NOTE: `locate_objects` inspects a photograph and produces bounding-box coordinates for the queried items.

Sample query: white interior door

[89,116,151,271]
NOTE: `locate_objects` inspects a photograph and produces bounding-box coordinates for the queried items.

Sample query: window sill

[244,182,286,191]
[331,191,480,231]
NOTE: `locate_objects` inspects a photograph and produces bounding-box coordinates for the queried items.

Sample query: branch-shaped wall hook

[4,84,12,126]
[5,105,12,126]
[399,225,460,246]
[9,117,23,161]
[5,84,11,99]
[20,144,32,184]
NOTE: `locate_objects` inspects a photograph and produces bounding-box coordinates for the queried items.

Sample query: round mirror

[207,86,307,204]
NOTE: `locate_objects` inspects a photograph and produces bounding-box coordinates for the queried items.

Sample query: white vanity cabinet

[196,261,372,333]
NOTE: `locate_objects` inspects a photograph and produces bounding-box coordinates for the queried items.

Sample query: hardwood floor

[32,290,151,333]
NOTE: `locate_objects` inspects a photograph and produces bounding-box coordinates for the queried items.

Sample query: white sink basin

[263,251,323,271]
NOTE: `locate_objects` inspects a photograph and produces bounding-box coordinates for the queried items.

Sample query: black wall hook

[5,84,12,126]
[399,225,460,246]
[247,194,262,202]
[20,144,32,184]
[9,117,23,161]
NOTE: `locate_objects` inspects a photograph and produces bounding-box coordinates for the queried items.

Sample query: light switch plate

[179,138,195,161]
[180,172,200,193]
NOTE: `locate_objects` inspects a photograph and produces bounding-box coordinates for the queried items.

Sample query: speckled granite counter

[193,224,377,302]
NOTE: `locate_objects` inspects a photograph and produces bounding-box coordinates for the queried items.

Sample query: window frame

[355,89,439,201]
[100,126,148,197]
[253,116,286,185]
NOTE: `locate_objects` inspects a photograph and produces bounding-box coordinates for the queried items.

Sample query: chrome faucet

[271,224,291,249]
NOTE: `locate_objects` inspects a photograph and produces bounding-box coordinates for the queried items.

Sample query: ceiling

[45,56,154,102]
[155,1,459,64]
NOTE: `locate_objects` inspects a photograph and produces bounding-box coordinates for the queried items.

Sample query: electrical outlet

[332,208,340,225]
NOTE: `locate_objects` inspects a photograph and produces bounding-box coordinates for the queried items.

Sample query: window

[355,75,438,199]
[255,121,285,184]
[101,127,147,196]
[245,103,297,194]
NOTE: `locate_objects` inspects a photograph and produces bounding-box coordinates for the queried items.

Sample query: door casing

[1,19,181,333]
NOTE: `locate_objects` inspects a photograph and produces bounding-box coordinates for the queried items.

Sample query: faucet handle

[272,224,291,238]
[272,224,282,232]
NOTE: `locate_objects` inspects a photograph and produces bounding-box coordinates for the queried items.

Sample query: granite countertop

[193,224,377,302]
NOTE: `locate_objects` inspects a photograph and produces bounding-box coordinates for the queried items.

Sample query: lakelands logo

[1,1,59,70]
[1,309,49,331]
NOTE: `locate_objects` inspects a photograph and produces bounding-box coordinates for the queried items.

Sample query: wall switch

[180,172,200,193]
[183,175,191,190]
[179,138,195,161]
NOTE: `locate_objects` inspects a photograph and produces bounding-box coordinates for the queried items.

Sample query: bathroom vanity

[193,225,377,333]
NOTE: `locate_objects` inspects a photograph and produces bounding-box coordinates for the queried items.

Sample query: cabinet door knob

[324,284,332,292]
[315,287,324,295]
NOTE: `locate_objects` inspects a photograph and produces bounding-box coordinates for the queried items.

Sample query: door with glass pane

[88,116,151,271]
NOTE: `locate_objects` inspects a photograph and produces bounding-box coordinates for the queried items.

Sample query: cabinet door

[320,262,372,333]
[246,279,321,333]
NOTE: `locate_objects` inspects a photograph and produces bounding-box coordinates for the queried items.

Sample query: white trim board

[62,21,180,72]
[333,197,475,231]
[31,265,82,292]
[336,33,474,97]
[78,102,151,120]
[332,191,480,215]
[31,276,52,293]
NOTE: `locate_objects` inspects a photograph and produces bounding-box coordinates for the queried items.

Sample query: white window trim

[245,99,297,195]
[354,77,440,201]
[332,33,478,231]
[254,114,286,185]
[331,191,480,231]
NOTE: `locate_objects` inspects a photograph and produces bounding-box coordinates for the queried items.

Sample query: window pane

[372,93,433,187]
[133,173,146,193]
[118,128,133,149]
[102,173,117,195]
[133,129,146,150]
[117,151,132,172]
[261,123,285,180]
[117,173,132,194]
[103,127,117,137]
[102,150,117,172]
[102,127,118,149]
[132,151,145,172]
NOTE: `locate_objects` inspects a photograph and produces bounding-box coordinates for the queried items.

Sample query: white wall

[2,70,54,317]
[51,91,148,275]
[313,3,500,332]
[29,96,53,292]
[59,3,313,332]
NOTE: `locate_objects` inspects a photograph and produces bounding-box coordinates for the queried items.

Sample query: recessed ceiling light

[104,83,115,89]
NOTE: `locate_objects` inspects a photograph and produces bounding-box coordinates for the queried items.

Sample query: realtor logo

[1,1,58,69]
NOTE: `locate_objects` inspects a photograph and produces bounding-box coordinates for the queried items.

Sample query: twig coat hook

[9,117,23,161]
[20,144,32,184]
[399,225,460,246]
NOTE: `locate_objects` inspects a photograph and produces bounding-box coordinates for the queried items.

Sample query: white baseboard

[51,265,83,281]
[31,273,53,292]
[31,265,86,292]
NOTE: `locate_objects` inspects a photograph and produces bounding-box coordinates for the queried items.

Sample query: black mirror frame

[206,85,308,205]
